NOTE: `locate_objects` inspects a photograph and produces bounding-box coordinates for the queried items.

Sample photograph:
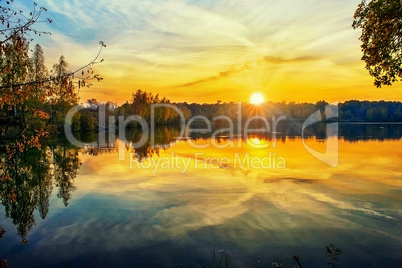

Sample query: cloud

[263,55,318,64]
[175,64,249,88]
[18,0,396,104]
[174,54,319,88]
[300,190,397,221]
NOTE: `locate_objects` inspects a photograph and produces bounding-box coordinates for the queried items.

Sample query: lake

[0,123,401,267]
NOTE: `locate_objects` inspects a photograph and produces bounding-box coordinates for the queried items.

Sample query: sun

[250,92,264,105]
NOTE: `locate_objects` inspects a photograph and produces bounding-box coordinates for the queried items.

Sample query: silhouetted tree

[0,1,51,45]
[353,0,402,87]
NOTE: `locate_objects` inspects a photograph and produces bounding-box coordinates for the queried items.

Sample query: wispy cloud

[263,55,318,64]
[176,64,250,88]
[175,54,320,88]
[18,0,402,103]
[300,190,397,221]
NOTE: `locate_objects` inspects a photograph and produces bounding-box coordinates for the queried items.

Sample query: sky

[18,0,402,104]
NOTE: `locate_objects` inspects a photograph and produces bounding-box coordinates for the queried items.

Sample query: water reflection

[0,123,401,267]
[82,123,402,162]
[0,127,180,245]
[0,138,79,244]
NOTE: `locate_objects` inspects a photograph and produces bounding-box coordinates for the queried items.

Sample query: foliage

[182,100,402,122]
[0,34,48,146]
[114,89,191,127]
[325,244,342,268]
[78,109,97,133]
[0,1,105,151]
[197,258,230,268]
[0,33,70,146]
[184,244,343,268]
[76,97,402,139]
[340,100,401,121]
[186,245,230,268]
[353,0,402,87]
[30,43,49,99]
[0,1,103,246]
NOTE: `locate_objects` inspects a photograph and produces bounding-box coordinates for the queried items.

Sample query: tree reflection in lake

[0,126,182,244]
[52,141,80,207]
[0,137,80,244]
[0,123,401,263]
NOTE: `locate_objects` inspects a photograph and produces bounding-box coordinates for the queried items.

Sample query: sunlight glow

[250,93,264,105]
[251,137,261,145]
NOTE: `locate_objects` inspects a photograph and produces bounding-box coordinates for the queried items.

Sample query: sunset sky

[20,0,402,104]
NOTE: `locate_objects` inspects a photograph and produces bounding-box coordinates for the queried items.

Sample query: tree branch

[0,41,106,90]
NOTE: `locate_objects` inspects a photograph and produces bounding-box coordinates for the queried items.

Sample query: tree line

[73,89,192,133]
[77,96,402,134]
[182,100,402,122]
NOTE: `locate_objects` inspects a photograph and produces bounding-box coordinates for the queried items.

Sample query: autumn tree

[87,98,98,106]
[0,34,40,142]
[30,43,49,99]
[0,0,103,245]
[353,0,402,87]
[52,55,77,104]
[0,1,105,146]
[131,89,152,120]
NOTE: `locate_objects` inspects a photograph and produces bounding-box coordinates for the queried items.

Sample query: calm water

[0,124,401,267]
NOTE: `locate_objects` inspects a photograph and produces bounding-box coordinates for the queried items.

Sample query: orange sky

[29,0,402,104]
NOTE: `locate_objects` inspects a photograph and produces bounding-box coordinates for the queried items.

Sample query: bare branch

[0,41,106,89]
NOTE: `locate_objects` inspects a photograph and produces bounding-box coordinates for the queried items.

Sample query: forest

[78,93,402,135]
